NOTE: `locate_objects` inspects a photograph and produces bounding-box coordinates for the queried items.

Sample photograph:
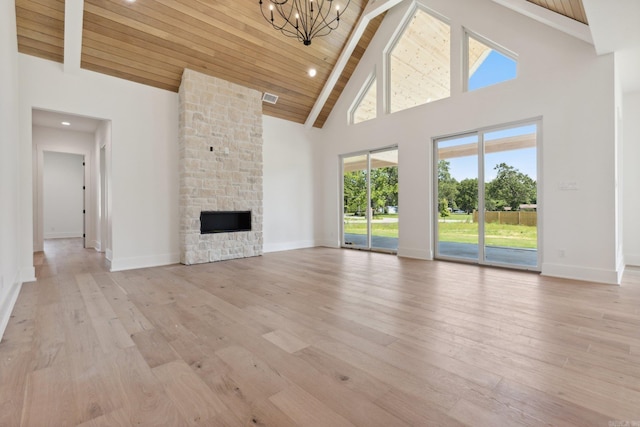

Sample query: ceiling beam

[64,0,84,73]
[490,0,592,45]
[304,0,404,128]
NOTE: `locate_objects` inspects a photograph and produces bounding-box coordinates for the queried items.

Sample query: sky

[439,49,536,182]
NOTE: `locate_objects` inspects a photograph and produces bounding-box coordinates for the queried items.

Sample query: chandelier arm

[259,0,351,46]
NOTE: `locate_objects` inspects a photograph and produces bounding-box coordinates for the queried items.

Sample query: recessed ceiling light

[308,68,317,77]
[61,121,71,126]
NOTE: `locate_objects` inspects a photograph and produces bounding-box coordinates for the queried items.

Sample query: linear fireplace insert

[200,211,251,234]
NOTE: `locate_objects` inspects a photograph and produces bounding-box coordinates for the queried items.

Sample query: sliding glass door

[435,122,539,270]
[342,148,398,252]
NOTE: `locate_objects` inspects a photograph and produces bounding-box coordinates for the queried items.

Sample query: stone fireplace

[178,69,263,265]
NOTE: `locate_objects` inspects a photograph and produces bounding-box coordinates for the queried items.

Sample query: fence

[472,211,537,226]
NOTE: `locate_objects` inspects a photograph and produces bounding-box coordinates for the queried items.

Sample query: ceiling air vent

[262,92,278,104]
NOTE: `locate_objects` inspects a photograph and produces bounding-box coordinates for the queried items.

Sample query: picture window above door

[466,31,517,92]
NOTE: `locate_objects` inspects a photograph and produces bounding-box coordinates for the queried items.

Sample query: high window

[388,8,450,113]
[466,31,517,91]
[350,74,377,124]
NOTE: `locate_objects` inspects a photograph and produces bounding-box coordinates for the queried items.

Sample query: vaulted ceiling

[15,0,587,128]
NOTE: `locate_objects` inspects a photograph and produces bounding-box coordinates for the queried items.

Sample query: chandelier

[259,0,352,46]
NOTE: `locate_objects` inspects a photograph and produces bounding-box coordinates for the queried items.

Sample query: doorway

[434,121,540,270]
[341,147,399,253]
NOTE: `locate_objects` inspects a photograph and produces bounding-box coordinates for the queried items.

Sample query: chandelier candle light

[259,0,351,46]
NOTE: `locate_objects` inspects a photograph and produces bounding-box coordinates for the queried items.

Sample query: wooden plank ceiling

[16,0,586,128]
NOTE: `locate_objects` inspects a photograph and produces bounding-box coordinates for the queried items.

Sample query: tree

[456,178,478,213]
[437,160,458,216]
[370,166,398,213]
[487,163,536,210]
[343,170,367,215]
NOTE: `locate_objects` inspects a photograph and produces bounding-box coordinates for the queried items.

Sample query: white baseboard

[541,262,620,285]
[44,231,83,239]
[398,247,432,260]
[264,240,316,253]
[105,249,113,261]
[625,253,640,267]
[20,266,36,283]
[0,272,23,341]
[110,252,180,272]
[316,239,340,248]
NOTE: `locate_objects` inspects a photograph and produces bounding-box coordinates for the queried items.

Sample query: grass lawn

[344,214,537,248]
[439,222,537,249]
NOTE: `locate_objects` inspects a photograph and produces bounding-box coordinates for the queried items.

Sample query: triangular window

[466,32,517,91]
[350,74,377,124]
[388,8,451,113]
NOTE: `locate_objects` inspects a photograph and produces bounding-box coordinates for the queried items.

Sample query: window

[388,8,450,113]
[466,32,517,91]
[350,74,377,124]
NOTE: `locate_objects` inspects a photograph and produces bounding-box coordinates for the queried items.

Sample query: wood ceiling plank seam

[153,0,344,65]
[81,45,182,81]
[84,1,328,84]
[79,33,320,112]
[16,0,65,14]
[16,35,64,59]
[16,25,64,46]
[81,25,317,108]
[82,32,189,75]
[15,3,65,21]
[82,5,325,95]
[16,16,64,39]
[80,62,178,92]
[17,45,63,63]
[81,53,181,87]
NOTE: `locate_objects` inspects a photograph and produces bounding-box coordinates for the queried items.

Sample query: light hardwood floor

[1,238,640,426]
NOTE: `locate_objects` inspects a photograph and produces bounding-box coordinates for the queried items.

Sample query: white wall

[263,116,316,252]
[43,151,85,239]
[0,0,22,339]
[19,55,180,273]
[315,0,620,283]
[33,126,96,249]
[623,90,640,265]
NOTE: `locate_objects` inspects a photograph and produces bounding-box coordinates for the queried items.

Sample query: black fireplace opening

[200,211,251,234]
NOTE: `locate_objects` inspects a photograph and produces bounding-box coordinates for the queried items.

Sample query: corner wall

[315,0,619,283]
[623,90,640,265]
[263,116,316,252]
[0,0,22,339]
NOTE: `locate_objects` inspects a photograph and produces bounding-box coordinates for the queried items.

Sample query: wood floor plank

[2,239,640,425]
[152,360,228,425]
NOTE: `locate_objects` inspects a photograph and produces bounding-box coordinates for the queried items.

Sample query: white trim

[348,68,377,124]
[21,268,36,284]
[44,232,83,239]
[490,0,592,45]
[264,240,316,253]
[542,263,621,285]
[63,0,84,73]
[398,247,432,260]
[105,248,113,261]
[110,252,179,272]
[317,239,341,248]
[625,254,640,267]
[0,272,23,341]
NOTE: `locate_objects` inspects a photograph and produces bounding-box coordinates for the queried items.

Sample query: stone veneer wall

[179,69,263,265]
